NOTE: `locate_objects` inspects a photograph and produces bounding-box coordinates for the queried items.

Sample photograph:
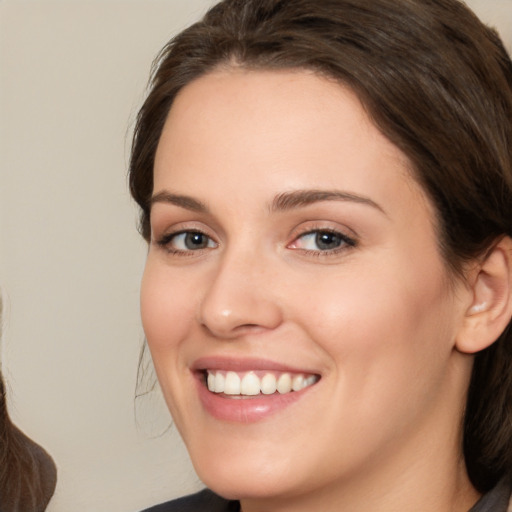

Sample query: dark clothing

[142,475,512,512]
[140,489,239,512]
[469,475,512,512]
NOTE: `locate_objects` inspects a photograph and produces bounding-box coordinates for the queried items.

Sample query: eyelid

[152,222,219,255]
[151,217,214,242]
[159,229,214,244]
[287,224,358,255]
[157,231,217,256]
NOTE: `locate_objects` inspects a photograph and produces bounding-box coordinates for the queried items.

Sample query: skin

[141,68,481,511]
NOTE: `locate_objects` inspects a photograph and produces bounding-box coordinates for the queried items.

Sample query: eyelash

[155,228,357,257]
[156,230,217,255]
[289,228,357,256]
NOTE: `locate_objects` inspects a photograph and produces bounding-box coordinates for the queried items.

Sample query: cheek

[140,260,195,354]
[283,259,461,464]
[139,261,201,425]
[294,254,458,399]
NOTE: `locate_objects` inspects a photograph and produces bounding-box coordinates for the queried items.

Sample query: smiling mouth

[204,370,320,397]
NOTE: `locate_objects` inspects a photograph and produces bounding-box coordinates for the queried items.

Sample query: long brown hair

[0,295,57,512]
[129,0,512,492]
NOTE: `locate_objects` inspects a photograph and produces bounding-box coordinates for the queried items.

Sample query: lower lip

[195,375,316,423]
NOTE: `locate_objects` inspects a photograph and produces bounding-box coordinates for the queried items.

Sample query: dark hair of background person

[129,0,512,493]
[0,295,57,512]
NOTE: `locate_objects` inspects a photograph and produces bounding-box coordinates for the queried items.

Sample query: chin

[199,469,294,501]
[189,441,308,501]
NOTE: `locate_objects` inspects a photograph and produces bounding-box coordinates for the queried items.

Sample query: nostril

[197,268,284,337]
[200,321,273,339]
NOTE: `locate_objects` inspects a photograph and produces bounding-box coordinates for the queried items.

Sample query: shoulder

[140,489,239,512]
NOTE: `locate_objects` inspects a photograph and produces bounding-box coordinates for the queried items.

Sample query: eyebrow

[150,191,209,213]
[271,189,386,215]
[150,188,386,215]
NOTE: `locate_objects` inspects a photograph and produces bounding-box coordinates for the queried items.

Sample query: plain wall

[0,2,216,511]
[0,1,510,511]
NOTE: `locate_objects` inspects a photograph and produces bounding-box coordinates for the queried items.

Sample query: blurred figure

[0,295,57,512]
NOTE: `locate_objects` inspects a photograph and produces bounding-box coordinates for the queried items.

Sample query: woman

[129,0,512,510]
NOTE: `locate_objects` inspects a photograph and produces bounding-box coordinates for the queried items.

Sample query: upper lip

[191,356,320,375]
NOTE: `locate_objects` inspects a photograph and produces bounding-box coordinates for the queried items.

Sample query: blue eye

[159,231,216,252]
[292,230,356,252]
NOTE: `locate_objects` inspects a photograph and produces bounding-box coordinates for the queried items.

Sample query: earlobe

[455,237,512,354]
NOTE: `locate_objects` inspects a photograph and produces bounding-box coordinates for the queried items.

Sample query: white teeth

[241,372,260,395]
[207,371,215,391]
[214,372,225,393]
[261,373,277,395]
[224,371,241,395]
[206,370,318,396]
[304,375,317,387]
[277,373,292,394]
[292,374,304,391]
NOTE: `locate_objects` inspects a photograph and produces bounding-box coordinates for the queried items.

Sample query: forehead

[153,68,428,217]
[158,68,380,157]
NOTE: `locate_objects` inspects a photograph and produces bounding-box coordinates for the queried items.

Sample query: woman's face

[141,69,471,504]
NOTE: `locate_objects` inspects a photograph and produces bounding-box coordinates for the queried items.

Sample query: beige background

[0,1,510,511]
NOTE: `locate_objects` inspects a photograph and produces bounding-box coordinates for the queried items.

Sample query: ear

[455,236,512,354]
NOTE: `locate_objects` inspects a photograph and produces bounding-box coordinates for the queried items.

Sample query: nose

[198,248,283,339]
